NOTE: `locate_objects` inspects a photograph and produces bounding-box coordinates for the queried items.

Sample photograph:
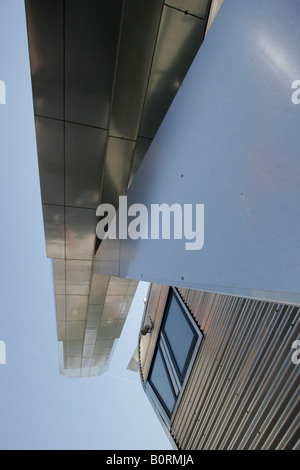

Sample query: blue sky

[0,0,172,450]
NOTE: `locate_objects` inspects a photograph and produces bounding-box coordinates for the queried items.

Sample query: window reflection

[149,348,176,415]
[163,294,195,376]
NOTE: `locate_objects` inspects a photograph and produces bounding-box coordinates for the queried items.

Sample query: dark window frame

[147,288,203,426]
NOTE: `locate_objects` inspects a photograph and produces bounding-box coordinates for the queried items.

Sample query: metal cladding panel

[109,0,164,140]
[55,295,65,323]
[66,295,89,321]
[42,203,65,259]
[65,260,93,296]
[65,123,107,209]
[53,259,66,295]
[88,272,110,305]
[170,288,300,450]
[139,5,206,139]
[97,0,300,306]
[65,0,123,128]
[65,320,86,342]
[166,0,210,18]
[65,207,97,260]
[57,322,66,342]
[101,136,136,207]
[25,0,64,119]
[128,137,152,188]
[35,116,64,206]
[25,0,225,377]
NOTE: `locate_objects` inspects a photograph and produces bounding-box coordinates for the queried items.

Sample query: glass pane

[164,294,195,375]
[150,348,175,415]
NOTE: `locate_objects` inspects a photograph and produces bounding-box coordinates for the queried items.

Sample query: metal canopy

[25,0,215,377]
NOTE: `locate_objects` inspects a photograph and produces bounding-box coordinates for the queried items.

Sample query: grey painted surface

[97,0,300,306]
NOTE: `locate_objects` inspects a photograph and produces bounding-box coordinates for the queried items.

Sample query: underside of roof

[25,0,222,377]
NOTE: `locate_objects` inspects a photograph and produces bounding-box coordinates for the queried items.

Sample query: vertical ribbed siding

[172,288,300,450]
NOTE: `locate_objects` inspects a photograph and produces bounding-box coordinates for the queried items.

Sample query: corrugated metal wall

[171,288,300,450]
